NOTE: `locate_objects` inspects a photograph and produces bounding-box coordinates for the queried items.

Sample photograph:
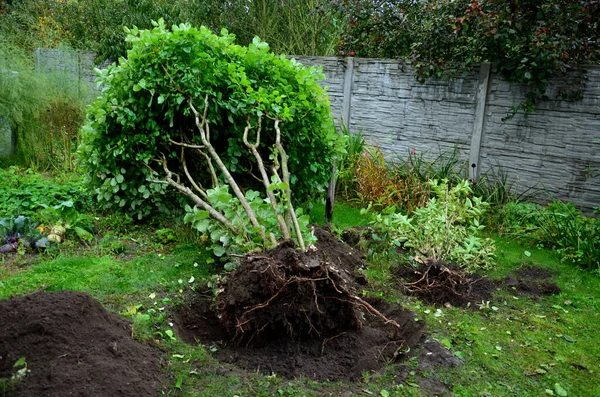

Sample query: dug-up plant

[366,179,496,272]
[176,98,315,256]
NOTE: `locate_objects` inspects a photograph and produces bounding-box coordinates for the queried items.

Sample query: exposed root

[321,332,347,355]
[401,262,482,306]
[217,243,401,346]
[351,295,401,330]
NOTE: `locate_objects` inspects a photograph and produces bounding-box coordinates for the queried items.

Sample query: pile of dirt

[216,236,368,346]
[0,291,164,397]
[176,292,424,381]
[175,227,426,381]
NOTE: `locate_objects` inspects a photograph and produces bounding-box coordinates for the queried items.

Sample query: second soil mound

[0,291,164,397]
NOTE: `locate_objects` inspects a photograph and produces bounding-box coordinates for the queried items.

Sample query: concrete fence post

[468,62,491,182]
[341,57,355,130]
[326,57,354,224]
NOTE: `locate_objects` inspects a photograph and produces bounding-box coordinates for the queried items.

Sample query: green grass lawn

[1,200,599,396]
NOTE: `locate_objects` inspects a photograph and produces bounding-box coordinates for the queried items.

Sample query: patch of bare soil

[0,291,164,397]
[174,228,428,382]
[502,265,561,298]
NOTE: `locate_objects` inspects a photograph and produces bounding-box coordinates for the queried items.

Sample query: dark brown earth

[0,291,164,397]
[503,265,562,298]
[176,291,425,381]
[395,262,561,307]
[175,227,429,382]
[395,261,496,307]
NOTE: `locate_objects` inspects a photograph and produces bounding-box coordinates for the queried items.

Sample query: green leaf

[13,357,27,368]
[554,383,567,396]
[74,227,93,241]
[213,245,226,257]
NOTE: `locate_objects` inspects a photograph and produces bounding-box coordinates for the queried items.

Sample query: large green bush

[78,20,341,218]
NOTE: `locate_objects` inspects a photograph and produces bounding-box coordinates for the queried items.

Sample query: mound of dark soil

[175,228,426,381]
[176,292,424,381]
[0,291,163,397]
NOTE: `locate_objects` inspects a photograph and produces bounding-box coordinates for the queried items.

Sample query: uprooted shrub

[215,234,404,346]
[366,179,496,272]
[78,20,342,220]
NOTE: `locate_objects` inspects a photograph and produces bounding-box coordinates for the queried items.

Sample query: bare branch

[273,120,306,250]
[190,96,269,246]
[155,153,237,233]
[181,151,209,201]
[169,138,205,150]
[243,117,290,242]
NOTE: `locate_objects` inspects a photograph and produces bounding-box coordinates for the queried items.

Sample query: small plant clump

[498,200,600,271]
[366,179,496,272]
[337,142,471,215]
[0,216,48,254]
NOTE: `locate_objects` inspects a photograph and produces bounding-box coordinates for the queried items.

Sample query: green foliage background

[0,40,88,170]
[340,0,600,114]
[0,0,342,62]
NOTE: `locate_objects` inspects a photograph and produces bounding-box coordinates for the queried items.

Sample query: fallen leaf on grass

[554,383,567,396]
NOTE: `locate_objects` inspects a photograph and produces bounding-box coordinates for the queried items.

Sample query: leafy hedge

[78,20,341,218]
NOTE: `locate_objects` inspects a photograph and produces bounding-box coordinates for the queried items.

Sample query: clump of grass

[494,199,600,272]
[338,143,470,214]
[0,39,89,171]
[536,201,600,271]
[335,127,366,200]
[358,146,432,213]
[398,146,465,186]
